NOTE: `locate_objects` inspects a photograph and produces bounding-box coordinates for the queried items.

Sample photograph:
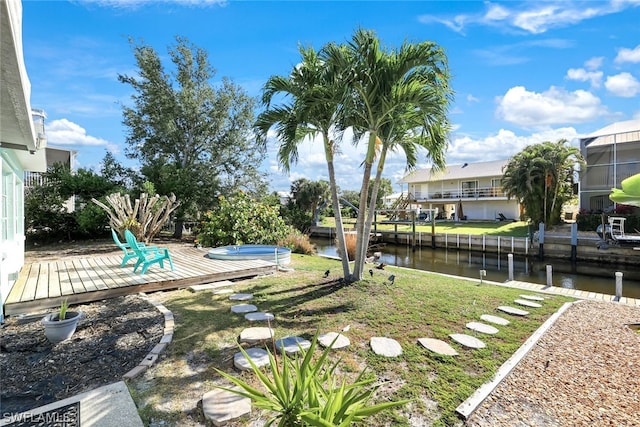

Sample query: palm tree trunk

[361,146,388,267]
[324,138,351,280]
[353,132,377,281]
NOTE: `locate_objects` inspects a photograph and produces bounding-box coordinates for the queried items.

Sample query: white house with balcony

[1,0,48,321]
[579,119,640,213]
[399,160,520,221]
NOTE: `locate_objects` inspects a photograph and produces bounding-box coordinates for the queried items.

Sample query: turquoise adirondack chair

[112,229,158,267]
[124,230,174,274]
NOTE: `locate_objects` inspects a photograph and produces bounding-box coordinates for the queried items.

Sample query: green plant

[198,192,290,247]
[214,333,409,426]
[58,299,69,321]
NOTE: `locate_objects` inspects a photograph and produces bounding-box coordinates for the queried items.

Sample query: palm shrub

[214,333,409,426]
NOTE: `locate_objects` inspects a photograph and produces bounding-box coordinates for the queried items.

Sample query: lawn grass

[321,217,531,237]
[132,254,573,426]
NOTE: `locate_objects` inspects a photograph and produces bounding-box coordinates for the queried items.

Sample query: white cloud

[604,72,640,97]
[418,1,640,34]
[566,68,603,88]
[585,56,605,70]
[615,44,640,63]
[445,127,580,165]
[47,118,119,153]
[496,86,606,127]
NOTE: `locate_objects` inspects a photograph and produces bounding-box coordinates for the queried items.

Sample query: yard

[320,217,531,237]
[130,253,572,426]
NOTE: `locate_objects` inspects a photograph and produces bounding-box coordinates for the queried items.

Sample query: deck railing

[414,187,506,200]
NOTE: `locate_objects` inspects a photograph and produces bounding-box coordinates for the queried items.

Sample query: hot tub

[207,245,291,265]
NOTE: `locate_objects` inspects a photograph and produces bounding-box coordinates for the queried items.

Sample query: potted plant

[42,299,82,344]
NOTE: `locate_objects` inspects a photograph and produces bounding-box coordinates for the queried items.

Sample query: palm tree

[502,140,583,226]
[255,45,352,280]
[323,29,452,280]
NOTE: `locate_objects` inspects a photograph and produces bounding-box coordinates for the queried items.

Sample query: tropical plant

[255,44,352,281]
[119,36,267,237]
[58,299,69,321]
[197,192,291,247]
[610,173,640,206]
[322,28,452,280]
[214,333,409,426]
[502,140,584,226]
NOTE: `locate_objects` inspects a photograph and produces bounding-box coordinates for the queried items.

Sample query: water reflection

[311,238,640,298]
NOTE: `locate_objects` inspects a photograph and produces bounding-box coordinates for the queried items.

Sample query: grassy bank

[131,254,573,426]
[321,217,531,237]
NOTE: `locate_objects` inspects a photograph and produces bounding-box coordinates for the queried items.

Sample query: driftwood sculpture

[92,192,180,244]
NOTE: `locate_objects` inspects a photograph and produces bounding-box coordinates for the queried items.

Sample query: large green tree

[255,45,352,279]
[502,139,584,226]
[324,29,452,280]
[119,36,266,237]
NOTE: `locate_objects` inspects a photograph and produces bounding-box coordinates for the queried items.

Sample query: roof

[399,159,508,184]
[581,119,640,149]
[586,119,640,138]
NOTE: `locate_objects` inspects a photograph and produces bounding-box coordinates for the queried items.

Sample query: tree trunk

[352,132,377,281]
[361,146,388,264]
[173,218,184,239]
[326,156,351,281]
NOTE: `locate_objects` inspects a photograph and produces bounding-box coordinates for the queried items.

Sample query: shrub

[214,332,409,426]
[198,192,290,247]
[338,232,358,261]
[279,229,316,255]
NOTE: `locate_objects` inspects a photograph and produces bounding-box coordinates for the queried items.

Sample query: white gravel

[468,300,640,426]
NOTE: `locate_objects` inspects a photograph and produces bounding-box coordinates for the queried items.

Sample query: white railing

[427,187,506,199]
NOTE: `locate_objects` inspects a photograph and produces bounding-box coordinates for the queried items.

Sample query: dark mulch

[0,295,163,416]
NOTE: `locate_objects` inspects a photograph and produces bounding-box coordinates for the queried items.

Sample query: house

[399,160,520,221]
[1,0,48,322]
[579,119,640,213]
[24,146,78,212]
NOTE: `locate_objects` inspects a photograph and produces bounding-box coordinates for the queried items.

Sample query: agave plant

[610,173,640,207]
[214,332,409,426]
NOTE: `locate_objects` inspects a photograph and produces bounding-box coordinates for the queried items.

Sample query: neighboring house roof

[586,119,640,138]
[581,119,640,149]
[400,159,508,183]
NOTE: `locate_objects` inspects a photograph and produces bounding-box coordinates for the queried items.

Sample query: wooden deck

[3,247,276,316]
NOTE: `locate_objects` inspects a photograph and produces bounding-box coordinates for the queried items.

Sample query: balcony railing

[413,187,506,200]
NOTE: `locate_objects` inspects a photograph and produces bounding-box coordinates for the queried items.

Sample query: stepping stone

[190,280,233,292]
[229,293,253,301]
[213,288,234,295]
[466,322,499,335]
[514,299,542,308]
[275,336,312,355]
[520,294,545,301]
[239,327,274,345]
[449,333,486,349]
[370,337,403,357]
[244,312,275,322]
[231,304,258,314]
[480,314,510,326]
[318,332,350,349]
[234,348,270,371]
[497,306,529,316]
[417,338,458,356]
[203,387,251,426]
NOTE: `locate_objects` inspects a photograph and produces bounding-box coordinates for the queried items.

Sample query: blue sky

[22,0,640,193]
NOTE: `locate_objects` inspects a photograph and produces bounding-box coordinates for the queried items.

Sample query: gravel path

[468,300,640,426]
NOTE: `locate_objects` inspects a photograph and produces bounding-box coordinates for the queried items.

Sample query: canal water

[311,237,640,299]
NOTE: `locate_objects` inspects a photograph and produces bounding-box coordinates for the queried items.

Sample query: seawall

[309,226,640,266]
